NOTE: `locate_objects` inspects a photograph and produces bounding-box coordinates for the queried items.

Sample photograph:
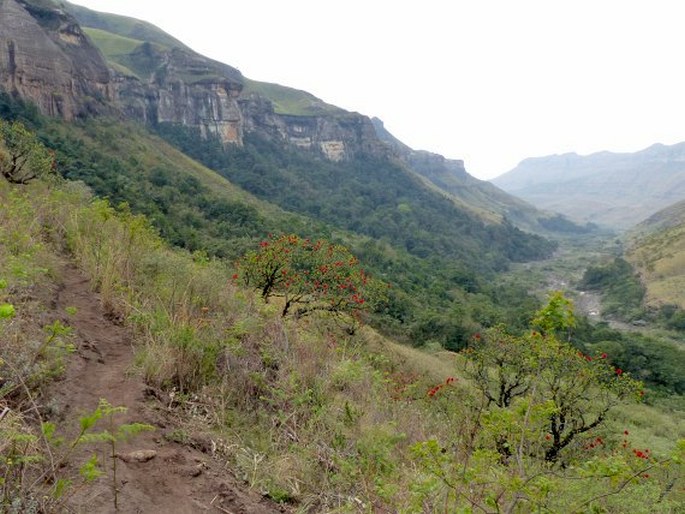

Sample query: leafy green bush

[581,257,646,320]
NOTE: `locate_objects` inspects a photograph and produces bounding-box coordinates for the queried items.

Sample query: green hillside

[1,174,683,512]
[1,3,683,512]
[64,0,191,50]
[628,199,685,310]
[71,3,345,117]
[0,91,551,350]
[241,78,346,116]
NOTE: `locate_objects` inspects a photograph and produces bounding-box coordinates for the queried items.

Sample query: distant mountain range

[491,143,685,229]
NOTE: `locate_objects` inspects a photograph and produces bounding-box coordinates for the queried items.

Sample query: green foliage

[581,257,646,320]
[405,295,679,512]
[585,333,685,396]
[532,290,576,339]
[0,120,54,184]
[538,213,597,233]
[21,112,284,259]
[1,174,681,512]
[155,125,555,269]
[79,399,154,510]
[466,295,643,464]
[0,303,15,320]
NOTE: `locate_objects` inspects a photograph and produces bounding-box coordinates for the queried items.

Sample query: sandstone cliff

[0,0,390,162]
[0,0,113,119]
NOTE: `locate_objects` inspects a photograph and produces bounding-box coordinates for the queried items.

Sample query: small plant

[79,399,154,510]
[0,303,15,320]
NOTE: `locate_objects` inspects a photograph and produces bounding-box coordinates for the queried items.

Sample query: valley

[1,1,684,512]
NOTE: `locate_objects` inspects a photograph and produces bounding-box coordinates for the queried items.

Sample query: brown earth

[48,262,288,514]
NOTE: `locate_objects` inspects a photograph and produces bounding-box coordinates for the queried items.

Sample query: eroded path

[50,262,286,514]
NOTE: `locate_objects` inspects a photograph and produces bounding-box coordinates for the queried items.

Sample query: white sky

[68,0,685,179]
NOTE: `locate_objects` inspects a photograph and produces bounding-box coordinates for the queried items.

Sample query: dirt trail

[51,263,286,514]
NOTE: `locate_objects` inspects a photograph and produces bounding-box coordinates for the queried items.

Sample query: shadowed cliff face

[0,0,112,119]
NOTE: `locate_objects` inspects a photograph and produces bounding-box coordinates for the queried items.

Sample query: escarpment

[0,0,390,162]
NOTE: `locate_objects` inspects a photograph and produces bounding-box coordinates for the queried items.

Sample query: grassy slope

[2,178,683,512]
[39,116,322,259]
[627,200,685,308]
[65,0,190,50]
[241,78,346,117]
[61,7,557,276]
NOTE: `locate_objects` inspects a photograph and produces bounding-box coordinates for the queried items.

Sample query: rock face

[0,0,390,162]
[237,94,387,160]
[115,45,245,145]
[0,0,113,119]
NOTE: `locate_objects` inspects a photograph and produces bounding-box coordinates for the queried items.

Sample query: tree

[410,293,661,513]
[238,234,382,317]
[0,120,54,184]
[466,292,643,464]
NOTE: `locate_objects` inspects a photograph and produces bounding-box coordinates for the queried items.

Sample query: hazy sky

[69,0,685,179]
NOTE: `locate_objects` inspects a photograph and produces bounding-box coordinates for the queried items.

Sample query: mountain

[0,0,113,118]
[2,4,684,512]
[372,118,594,233]
[1,0,563,349]
[492,143,685,229]
[1,0,570,237]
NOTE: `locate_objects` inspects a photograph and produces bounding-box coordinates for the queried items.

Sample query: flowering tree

[410,293,667,513]
[466,292,643,463]
[238,234,380,317]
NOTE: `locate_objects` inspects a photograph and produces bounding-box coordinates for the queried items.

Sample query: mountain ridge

[492,142,685,229]
[1,0,579,237]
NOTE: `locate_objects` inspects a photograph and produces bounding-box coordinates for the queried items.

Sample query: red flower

[601,352,608,359]
[624,430,629,436]
[545,434,552,441]
[615,368,623,376]
[231,273,239,280]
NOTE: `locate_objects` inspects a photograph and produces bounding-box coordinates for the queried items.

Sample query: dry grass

[628,223,685,308]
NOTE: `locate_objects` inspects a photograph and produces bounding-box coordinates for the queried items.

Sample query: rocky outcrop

[0,0,113,119]
[239,102,389,160]
[0,0,390,162]
[114,45,245,144]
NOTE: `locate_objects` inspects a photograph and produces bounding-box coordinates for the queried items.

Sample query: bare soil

[48,262,288,514]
